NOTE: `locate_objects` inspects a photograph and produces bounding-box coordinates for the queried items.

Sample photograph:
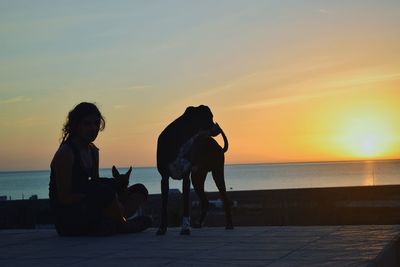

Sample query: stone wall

[1,185,400,229]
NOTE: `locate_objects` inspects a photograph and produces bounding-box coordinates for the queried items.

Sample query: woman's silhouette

[49,102,151,236]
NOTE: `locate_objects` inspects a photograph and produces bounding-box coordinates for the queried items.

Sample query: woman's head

[61,102,105,144]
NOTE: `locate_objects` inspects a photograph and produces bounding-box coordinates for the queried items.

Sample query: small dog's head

[112,166,132,190]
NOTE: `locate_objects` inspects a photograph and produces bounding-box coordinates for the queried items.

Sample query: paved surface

[1,226,399,266]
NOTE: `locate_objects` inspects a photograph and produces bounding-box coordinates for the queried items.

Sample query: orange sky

[0,1,399,170]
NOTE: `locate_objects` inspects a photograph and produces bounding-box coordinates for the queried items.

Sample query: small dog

[112,166,132,202]
[111,166,149,216]
[156,105,231,235]
[111,166,152,233]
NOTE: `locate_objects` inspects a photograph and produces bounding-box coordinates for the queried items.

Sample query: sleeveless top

[49,139,97,207]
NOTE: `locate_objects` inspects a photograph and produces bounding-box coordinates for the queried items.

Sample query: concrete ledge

[2,185,400,229]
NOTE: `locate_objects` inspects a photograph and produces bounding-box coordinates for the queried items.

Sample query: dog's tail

[220,126,229,153]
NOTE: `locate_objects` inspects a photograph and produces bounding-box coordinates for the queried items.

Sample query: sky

[0,1,399,171]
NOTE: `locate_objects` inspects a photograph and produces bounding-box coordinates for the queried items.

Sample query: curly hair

[60,102,105,144]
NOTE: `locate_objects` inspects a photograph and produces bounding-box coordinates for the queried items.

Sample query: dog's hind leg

[156,175,169,235]
[191,169,209,228]
[180,173,191,235]
[212,167,233,230]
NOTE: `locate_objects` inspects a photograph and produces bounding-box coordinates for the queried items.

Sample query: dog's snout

[210,122,221,136]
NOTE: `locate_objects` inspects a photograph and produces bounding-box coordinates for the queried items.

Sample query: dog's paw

[156,227,167,235]
[180,228,191,235]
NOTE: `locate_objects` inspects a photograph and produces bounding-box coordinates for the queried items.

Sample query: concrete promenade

[1,226,400,266]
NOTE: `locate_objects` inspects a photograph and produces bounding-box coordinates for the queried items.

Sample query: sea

[0,160,399,200]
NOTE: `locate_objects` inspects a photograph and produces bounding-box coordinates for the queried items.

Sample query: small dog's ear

[112,165,119,178]
[126,166,132,176]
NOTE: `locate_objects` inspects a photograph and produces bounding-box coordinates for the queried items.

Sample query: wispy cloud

[125,85,153,91]
[232,71,400,111]
[0,116,47,128]
[108,85,154,93]
[113,105,128,110]
[232,91,336,110]
[319,9,328,14]
[327,73,400,88]
[1,96,32,104]
[187,71,261,100]
[189,58,347,102]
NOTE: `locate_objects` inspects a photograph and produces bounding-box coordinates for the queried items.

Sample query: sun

[334,112,395,159]
[352,133,386,157]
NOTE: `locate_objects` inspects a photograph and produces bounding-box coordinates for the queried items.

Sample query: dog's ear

[126,166,132,177]
[112,165,119,178]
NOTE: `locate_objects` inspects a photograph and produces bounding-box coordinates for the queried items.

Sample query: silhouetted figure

[49,102,151,236]
[156,105,233,235]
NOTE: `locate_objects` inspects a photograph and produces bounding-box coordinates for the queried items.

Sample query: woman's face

[75,113,101,143]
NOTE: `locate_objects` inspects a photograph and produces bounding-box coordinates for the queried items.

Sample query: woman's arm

[91,145,101,179]
[52,146,86,205]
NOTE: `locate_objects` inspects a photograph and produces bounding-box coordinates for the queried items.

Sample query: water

[0,160,399,200]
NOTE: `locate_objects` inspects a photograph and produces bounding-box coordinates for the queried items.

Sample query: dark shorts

[53,179,148,236]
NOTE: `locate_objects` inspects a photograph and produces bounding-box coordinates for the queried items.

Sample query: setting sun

[333,111,396,159]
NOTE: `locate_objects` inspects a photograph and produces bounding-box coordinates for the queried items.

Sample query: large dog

[156,105,232,235]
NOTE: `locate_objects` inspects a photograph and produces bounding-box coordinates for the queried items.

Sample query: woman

[49,102,151,236]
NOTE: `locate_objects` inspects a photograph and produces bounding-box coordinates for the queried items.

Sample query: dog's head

[183,105,219,134]
[112,165,132,190]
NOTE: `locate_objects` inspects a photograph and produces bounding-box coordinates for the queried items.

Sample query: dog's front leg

[156,175,169,235]
[180,174,191,235]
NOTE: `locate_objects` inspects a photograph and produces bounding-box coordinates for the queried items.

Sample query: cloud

[1,96,32,104]
[125,85,153,91]
[0,116,47,128]
[327,73,400,88]
[187,71,260,100]
[188,58,346,102]
[107,85,153,93]
[319,9,328,14]
[232,91,334,110]
[113,105,128,110]
[232,71,400,111]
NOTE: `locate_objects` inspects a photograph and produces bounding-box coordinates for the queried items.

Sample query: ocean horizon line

[1,158,399,174]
